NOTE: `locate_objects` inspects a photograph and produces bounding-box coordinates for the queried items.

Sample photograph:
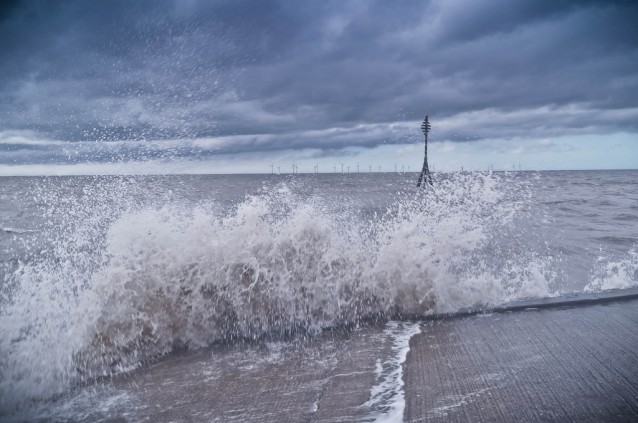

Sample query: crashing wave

[0,173,555,409]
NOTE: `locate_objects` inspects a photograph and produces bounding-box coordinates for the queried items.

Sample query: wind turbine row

[268,163,417,174]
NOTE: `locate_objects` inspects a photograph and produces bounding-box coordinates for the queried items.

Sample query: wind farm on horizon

[262,115,526,177]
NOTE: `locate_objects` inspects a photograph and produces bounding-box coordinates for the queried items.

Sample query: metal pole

[417,115,433,187]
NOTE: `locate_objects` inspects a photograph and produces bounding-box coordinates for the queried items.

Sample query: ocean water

[0,170,637,419]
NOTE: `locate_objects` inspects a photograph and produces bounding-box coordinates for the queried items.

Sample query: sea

[0,170,637,421]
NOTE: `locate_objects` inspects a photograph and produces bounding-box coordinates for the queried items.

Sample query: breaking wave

[0,173,555,409]
[586,248,638,292]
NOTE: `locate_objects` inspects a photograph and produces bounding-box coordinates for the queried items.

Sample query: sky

[0,0,637,175]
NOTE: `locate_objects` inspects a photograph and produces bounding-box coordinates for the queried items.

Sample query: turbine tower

[417,114,433,187]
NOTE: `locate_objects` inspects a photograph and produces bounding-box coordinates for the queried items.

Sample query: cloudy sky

[0,0,636,174]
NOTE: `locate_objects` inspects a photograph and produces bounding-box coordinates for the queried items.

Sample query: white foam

[586,247,638,292]
[362,321,421,423]
[0,173,556,409]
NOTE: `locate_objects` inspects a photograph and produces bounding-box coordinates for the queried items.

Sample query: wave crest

[0,173,553,408]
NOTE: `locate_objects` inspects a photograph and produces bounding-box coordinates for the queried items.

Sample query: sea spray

[586,247,638,292]
[0,173,555,410]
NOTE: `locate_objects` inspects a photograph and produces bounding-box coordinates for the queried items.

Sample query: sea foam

[0,173,554,409]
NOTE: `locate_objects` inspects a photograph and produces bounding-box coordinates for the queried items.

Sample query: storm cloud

[0,0,636,167]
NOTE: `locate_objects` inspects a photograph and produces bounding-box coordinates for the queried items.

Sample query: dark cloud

[0,0,636,165]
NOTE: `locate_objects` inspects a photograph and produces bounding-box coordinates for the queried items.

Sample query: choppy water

[0,170,637,419]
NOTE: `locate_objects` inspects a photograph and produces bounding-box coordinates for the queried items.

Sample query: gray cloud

[0,0,636,165]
